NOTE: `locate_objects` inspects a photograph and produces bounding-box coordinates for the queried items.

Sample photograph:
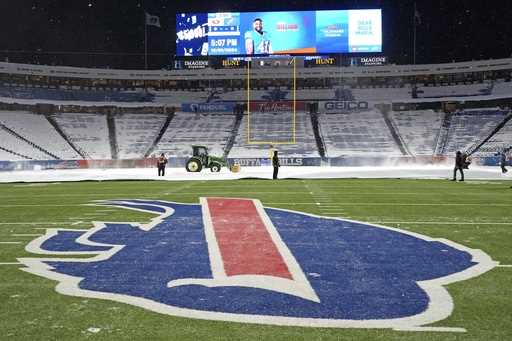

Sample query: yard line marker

[371,221,512,225]
[0,242,22,244]
[497,265,512,268]
[0,222,69,225]
[0,204,83,207]
[264,202,512,207]
[0,262,21,265]
[11,234,43,237]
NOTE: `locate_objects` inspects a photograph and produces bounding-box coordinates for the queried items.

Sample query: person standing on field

[451,150,464,181]
[500,151,508,174]
[272,150,280,180]
[157,153,167,176]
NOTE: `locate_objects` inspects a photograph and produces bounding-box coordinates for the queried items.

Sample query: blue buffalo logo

[19,198,496,330]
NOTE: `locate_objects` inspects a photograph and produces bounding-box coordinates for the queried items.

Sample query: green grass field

[0,179,511,341]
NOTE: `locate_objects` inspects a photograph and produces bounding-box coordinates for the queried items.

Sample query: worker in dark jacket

[157,153,168,176]
[451,150,464,181]
[500,151,508,174]
[272,150,280,180]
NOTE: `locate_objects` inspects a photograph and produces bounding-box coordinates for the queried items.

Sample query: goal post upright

[246,56,297,145]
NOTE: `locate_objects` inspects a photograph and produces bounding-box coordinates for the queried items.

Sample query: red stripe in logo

[206,198,292,279]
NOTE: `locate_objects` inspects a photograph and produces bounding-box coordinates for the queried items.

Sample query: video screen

[175,9,382,56]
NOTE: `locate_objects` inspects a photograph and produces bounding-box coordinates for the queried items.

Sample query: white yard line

[0,241,22,244]
[0,204,84,207]
[497,265,512,268]
[264,202,512,206]
[0,222,69,225]
[371,221,512,225]
[0,262,22,265]
[11,234,43,237]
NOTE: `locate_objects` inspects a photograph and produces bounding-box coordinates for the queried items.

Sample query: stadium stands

[0,86,152,103]
[53,113,111,159]
[0,111,79,159]
[229,112,320,157]
[492,81,512,97]
[318,110,403,156]
[390,110,444,155]
[153,112,237,157]
[0,147,27,161]
[415,83,492,98]
[443,110,509,154]
[0,125,53,160]
[477,118,512,155]
[115,113,168,159]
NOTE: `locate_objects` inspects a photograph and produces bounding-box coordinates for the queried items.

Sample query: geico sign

[324,101,369,110]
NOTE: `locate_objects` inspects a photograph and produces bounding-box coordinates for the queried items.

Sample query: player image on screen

[245,18,273,55]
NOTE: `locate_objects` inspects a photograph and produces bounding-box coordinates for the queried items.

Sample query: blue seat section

[0,87,153,103]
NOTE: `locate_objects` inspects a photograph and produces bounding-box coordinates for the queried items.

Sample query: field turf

[0,179,511,340]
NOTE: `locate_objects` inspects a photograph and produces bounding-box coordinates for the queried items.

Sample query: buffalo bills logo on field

[19,198,496,330]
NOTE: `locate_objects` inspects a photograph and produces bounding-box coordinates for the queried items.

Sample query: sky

[0,0,511,69]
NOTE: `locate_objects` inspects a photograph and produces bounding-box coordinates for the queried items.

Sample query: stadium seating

[229,112,320,157]
[350,86,411,101]
[318,110,402,156]
[415,83,492,98]
[477,119,512,155]
[153,112,237,157]
[53,113,111,159]
[115,113,168,159]
[0,86,152,103]
[0,126,52,160]
[492,81,512,96]
[0,147,26,161]
[390,110,444,155]
[0,111,80,159]
[443,110,509,154]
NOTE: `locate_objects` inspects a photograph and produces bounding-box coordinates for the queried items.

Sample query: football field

[0,179,511,340]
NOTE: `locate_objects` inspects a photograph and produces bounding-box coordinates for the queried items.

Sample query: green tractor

[185,145,226,173]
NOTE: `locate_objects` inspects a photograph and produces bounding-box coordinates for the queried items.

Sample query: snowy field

[0,165,510,183]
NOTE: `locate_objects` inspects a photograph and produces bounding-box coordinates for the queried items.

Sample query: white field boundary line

[370,222,512,225]
[497,265,512,267]
[265,203,512,206]
[0,242,23,244]
[0,262,22,265]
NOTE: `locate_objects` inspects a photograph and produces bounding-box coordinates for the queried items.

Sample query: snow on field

[0,165,510,183]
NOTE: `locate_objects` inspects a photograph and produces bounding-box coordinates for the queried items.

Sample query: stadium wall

[1,155,503,172]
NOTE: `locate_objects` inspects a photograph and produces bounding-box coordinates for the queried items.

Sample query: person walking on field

[157,153,167,176]
[451,150,464,181]
[500,151,508,174]
[272,150,280,180]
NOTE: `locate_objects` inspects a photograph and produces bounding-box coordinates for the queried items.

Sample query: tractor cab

[192,145,209,165]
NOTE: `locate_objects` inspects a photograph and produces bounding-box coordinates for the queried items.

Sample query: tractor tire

[210,163,221,173]
[186,158,202,172]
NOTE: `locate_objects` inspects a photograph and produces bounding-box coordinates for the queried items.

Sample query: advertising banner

[318,100,372,112]
[181,102,236,112]
[249,101,306,112]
